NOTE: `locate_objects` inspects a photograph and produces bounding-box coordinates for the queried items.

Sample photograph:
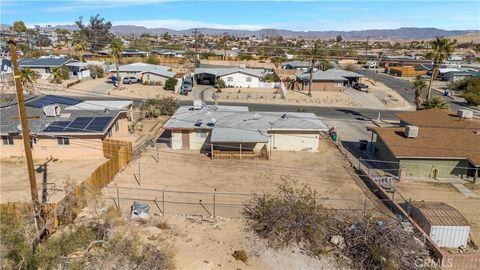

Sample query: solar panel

[86,117,112,132]
[66,117,93,132]
[43,121,71,132]
[26,96,81,108]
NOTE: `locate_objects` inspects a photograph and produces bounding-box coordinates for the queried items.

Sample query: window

[334,81,343,87]
[227,77,233,82]
[57,137,70,145]
[246,77,252,82]
[196,131,208,138]
[2,136,14,145]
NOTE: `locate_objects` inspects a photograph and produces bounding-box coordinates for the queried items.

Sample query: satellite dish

[16,124,22,131]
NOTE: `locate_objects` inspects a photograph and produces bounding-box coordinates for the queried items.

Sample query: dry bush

[232,249,248,263]
[243,182,433,270]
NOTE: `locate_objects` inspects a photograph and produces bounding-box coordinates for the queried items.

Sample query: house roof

[282,60,311,68]
[194,67,265,78]
[140,69,176,78]
[297,70,348,81]
[19,58,74,68]
[373,109,480,166]
[108,63,171,73]
[65,100,133,111]
[323,69,363,78]
[410,201,470,227]
[0,95,129,136]
[163,105,329,142]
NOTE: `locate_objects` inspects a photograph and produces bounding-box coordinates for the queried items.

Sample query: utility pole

[8,37,43,231]
[365,36,369,58]
[193,28,198,67]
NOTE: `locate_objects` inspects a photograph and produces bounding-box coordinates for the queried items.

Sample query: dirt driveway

[101,136,390,219]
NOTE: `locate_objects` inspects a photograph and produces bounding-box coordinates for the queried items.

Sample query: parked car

[123,76,140,84]
[181,80,193,92]
[353,83,369,92]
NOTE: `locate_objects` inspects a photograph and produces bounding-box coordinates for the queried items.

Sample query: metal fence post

[213,188,216,218]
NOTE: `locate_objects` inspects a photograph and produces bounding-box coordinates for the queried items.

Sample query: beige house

[296,69,363,91]
[1,96,133,160]
[141,70,177,85]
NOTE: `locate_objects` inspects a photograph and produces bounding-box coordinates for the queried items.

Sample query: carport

[195,72,216,85]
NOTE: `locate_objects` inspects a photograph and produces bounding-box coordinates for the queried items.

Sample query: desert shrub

[232,249,248,263]
[50,66,70,84]
[463,78,480,105]
[141,97,179,118]
[422,96,449,110]
[261,73,280,82]
[164,78,178,90]
[143,80,150,85]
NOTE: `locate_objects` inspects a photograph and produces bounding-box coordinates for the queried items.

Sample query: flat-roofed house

[162,103,329,159]
[0,95,133,159]
[194,67,267,88]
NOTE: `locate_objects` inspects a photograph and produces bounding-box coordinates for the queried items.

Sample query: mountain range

[2,24,478,40]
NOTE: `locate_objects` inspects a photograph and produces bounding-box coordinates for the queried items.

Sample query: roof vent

[405,125,419,138]
[207,118,216,127]
[195,119,203,127]
[43,104,60,117]
[281,114,288,119]
[457,109,473,119]
[193,99,203,110]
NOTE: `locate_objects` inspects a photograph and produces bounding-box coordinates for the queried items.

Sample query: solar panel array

[43,117,113,133]
[26,95,81,108]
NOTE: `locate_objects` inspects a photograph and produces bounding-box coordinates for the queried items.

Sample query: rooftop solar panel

[26,95,81,108]
[42,117,113,133]
[86,117,113,132]
[43,121,71,132]
[66,117,94,131]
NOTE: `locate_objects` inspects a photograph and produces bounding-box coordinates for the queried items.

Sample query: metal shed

[407,201,470,248]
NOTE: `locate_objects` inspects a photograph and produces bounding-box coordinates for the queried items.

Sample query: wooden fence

[212,150,267,160]
[55,139,133,224]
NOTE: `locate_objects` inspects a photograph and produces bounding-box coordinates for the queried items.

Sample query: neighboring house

[386,65,428,77]
[443,70,480,82]
[121,49,148,58]
[295,69,363,91]
[0,95,133,159]
[151,49,186,58]
[194,67,266,88]
[402,201,470,248]
[282,61,316,72]
[0,58,13,85]
[370,109,480,181]
[18,58,77,79]
[108,63,175,83]
[163,104,329,158]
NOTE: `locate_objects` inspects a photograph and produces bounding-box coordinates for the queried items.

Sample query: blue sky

[1,1,479,31]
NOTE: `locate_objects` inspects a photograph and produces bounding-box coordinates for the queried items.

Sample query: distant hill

[3,23,478,40]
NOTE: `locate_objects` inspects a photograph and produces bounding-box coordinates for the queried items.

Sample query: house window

[196,131,208,138]
[334,81,343,87]
[227,77,233,82]
[246,77,252,82]
[57,137,70,145]
[2,136,14,145]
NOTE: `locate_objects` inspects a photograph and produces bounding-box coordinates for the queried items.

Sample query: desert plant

[426,37,454,100]
[422,96,449,109]
[413,75,427,109]
[111,38,124,81]
[19,68,39,86]
[462,78,480,106]
[232,250,248,263]
[141,97,179,118]
[164,78,177,90]
[50,66,70,84]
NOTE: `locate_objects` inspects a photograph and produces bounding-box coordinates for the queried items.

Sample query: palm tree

[303,43,329,96]
[426,37,454,100]
[71,32,88,62]
[413,75,427,110]
[422,96,449,110]
[110,38,124,83]
[19,68,39,91]
[219,34,228,61]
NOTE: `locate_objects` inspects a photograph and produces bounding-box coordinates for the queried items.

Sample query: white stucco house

[108,63,176,83]
[194,67,267,88]
[162,103,329,159]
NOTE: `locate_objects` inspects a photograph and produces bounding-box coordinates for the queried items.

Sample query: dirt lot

[101,136,389,219]
[0,158,105,204]
[394,180,480,245]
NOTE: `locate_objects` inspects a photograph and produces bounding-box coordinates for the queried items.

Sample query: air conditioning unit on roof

[457,109,473,119]
[43,104,60,117]
[193,99,203,110]
[405,125,419,138]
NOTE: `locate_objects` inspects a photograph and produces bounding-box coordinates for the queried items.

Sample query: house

[194,67,266,87]
[443,70,480,82]
[296,69,363,91]
[151,49,186,58]
[402,201,470,248]
[370,109,480,181]
[0,58,13,85]
[162,103,329,159]
[386,65,428,77]
[121,49,148,58]
[108,63,176,84]
[0,95,133,160]
[18,58,77,79]
[282,60,315,72]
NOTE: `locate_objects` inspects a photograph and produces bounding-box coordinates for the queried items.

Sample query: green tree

[271,56,285,68]
[36,36,52,47]
[12,20,27,36]
[110,38,124,81]
[71,32,89,62]
[336,35,343,43]
[164,78,178,91]
[75,14,113,51]
[219,34,228,61]
[463,78,480,106]
[422,96,449,110]
[413,75,427,109]
[50,66,70,84]
[302,43,329,96]
[20,68,39,86]
[426,37,454,100]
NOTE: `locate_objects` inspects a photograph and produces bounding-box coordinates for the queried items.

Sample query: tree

[271,56,285,68]
[219,34,228,61]
[302,43,329,96]
[141,97,179,118]
[413,76,427,109]
[110,38,124,82]
[36,36,52,47]
[164,78,178,91]
[55,29,70,44]
[20,68,39,86]
[50,66,70,84]
[12,21,27,36]
[71,32,89,62]
[75,14,113,51]
[336,35,343,43]
[422,96,449,110]
[426,37,454,100]
[463,78,480,106]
